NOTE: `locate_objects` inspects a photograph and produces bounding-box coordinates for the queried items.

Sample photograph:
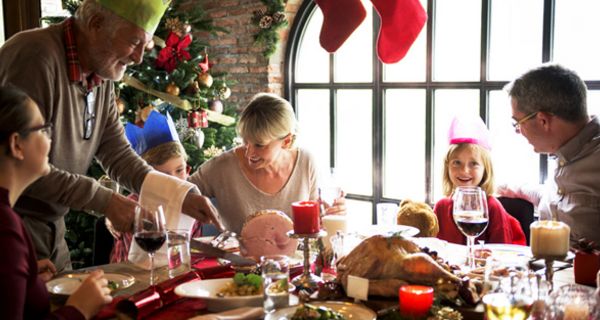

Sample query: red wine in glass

[135,231,166,253]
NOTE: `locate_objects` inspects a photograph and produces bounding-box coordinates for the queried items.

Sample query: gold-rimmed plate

[46,272,135,296]
[266,301,377,320]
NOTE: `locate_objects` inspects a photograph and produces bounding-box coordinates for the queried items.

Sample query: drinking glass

[261,255,290,313]
[318,167,342,214]
[377,202,399,226]
[453,186,489,270]
[133,205,166,286]
[167,229,191,278]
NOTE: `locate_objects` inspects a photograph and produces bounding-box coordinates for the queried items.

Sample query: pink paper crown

[448,115,491,150]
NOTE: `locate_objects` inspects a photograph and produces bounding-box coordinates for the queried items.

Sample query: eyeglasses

[83,91,96,140]
[512,112,538,130]
[20,123,53,138]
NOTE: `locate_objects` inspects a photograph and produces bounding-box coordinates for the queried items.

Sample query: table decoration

[292,200,321,234]
[287,229,327,294]
[530,220,570,290]
[398,285,434,317]
[573,238,600,286]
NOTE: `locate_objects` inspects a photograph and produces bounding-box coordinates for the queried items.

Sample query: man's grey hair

[74,0,125,36]
[506,64,588,122]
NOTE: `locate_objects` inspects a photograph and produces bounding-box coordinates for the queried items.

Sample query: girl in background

[434,116,526,245]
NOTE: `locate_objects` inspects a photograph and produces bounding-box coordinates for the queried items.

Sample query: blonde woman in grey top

[190,93,345,234]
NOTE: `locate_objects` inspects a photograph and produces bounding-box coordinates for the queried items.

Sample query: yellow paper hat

[97,0,171,34]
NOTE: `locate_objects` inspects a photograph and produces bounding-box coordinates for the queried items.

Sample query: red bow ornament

[156,32,192,73]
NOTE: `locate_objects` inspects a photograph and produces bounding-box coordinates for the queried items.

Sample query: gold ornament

[219,86,232,100]
[197,72,213,88]
[165,17,184,34]
[165,82,180,96]
[186,81,200,95]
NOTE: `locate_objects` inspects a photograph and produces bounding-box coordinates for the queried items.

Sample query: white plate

[46,272,134,295]
[266,301,377,320]
[175,278,262,312]
[358,224,420,238]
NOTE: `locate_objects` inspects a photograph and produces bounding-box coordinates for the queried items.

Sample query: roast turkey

[336,235,461,297]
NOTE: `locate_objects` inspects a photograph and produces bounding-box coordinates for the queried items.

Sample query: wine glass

[133,205,166,286]
[453,186,489,270]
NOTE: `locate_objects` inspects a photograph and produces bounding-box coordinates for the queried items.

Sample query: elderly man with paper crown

[0,0,222,272]
[433,115,526,245]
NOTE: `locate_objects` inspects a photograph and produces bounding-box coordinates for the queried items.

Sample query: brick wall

[182,0,304,110]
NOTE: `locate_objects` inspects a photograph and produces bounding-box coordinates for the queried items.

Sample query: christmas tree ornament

[197,72,213,88]
[219,86,232,100]
[115,97,126,114]
[209,100,224,114]
[183,127,205,149]
[165,82,180,96]
[97,0,170,34]
[371,0,427,64]
[198,54,210,73]
[185,81,200,95]
[315,0,366,53]
[183,23,192,34]
[165,17,185,35]
[187,110,208,129]
[156,32,192,73]
[125,110,180,155]
[259,15,274,29]
[272,12,286,24]
[203,145,224,158]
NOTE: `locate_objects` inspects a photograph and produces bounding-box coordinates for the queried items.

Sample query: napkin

[129,171,197,269]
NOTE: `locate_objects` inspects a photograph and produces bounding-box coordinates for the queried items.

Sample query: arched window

[285,0,600,229]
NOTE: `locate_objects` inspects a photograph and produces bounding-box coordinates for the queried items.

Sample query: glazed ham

[240,210,298,258]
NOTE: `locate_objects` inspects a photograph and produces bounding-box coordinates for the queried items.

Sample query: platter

[266,301,377,320]
[46,272,135,296]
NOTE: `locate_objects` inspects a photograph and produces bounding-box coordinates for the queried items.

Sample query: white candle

[322,215,347,250]
[530,220,570,259]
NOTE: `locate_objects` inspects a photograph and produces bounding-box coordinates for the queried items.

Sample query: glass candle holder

[399,285,434,317]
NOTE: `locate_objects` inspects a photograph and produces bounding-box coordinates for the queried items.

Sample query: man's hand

[37,259,57,282]
[182,193,225,231]
[104,193,137,233]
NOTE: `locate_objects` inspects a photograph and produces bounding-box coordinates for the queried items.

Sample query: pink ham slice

[240,210,298,258]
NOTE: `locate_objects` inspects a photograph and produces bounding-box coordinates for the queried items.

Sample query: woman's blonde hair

[442,143,494,197]
[141,141,188,167]
[237,93,297,145]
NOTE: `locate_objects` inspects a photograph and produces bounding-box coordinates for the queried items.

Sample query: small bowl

[175,278,262,312]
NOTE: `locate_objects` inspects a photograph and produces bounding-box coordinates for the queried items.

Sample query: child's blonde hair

[442,143,494,197]
[141,141,188,167]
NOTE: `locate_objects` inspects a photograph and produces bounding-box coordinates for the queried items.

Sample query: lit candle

[399,285,434,317]
[322,215,347,250]
[530,220,571,259]
[292,201,320,234]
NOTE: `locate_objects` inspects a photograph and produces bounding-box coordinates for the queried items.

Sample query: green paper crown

[97,0,171,34]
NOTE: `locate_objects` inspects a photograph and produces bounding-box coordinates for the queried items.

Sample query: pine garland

[252,0,288,57]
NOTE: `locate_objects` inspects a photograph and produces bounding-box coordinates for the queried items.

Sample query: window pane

[295,9,329,83]
[588,90,600,118]
[334,0,373,83]
[433,90,479,201]
[41,0,69,27]
[337,90,373,195]
[384,89,426,201]
[296,89,331,171]
[345,199,373,232]
[554,0,600,80]
[433,0,481,81]
[489,91,539,185]
[383,0,428,82]
[488,0,543,81]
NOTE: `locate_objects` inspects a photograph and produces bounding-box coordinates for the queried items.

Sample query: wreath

[252,0,288,57]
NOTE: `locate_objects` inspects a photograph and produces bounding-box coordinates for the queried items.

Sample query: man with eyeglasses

[0,0,223,272]
[503,64,600,246]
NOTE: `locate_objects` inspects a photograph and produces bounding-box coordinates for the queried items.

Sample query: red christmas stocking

[315,0,367,53]
[371,0,427,64]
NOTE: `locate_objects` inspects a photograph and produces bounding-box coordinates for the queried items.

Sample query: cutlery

[190,239,257,267]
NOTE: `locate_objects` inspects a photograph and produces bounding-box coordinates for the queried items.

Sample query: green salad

[291,304,346,320]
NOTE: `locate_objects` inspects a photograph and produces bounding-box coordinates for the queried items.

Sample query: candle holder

[534,254,566,292]
[287,230,327,294]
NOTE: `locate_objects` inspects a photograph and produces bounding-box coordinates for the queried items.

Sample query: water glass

[261,255,290,313]
[167,229,191,278]
[377,202,399,226]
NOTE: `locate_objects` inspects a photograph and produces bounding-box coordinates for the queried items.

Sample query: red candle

[292,201,320,234]
[399,285,434,317]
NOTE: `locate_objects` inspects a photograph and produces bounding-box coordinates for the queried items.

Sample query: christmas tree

[43,0,239,267]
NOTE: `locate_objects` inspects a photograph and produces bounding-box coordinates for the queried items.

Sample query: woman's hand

[66,269,112,319]
[324,191,347,215]
[36,259,56,282]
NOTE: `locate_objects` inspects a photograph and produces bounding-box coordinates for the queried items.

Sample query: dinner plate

[265,301,377,320]
[46,272,135,295]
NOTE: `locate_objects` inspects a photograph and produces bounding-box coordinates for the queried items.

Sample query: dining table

[49,242,591,320]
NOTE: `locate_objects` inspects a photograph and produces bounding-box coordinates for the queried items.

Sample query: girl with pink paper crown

[434,115,526,245]
[108,110,203,263]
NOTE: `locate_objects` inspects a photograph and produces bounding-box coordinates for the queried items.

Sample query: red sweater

[0,188,84,320]
[434,196,526,245]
